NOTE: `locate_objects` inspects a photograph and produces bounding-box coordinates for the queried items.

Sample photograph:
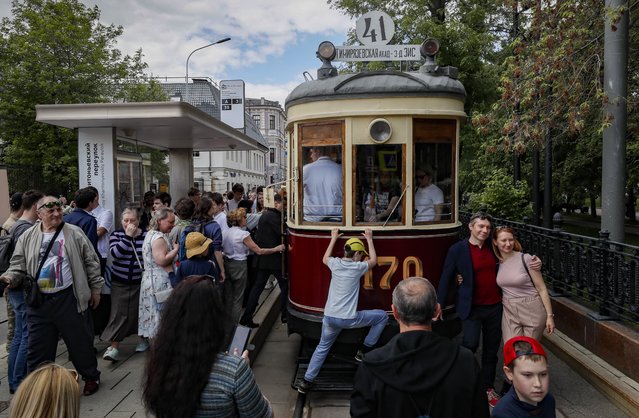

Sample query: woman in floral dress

[138,208,178,340]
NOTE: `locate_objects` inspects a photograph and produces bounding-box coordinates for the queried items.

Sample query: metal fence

[459,211,639,324]
[1,164,74,198]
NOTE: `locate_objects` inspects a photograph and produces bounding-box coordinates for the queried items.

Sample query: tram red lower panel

[287,228,459,321]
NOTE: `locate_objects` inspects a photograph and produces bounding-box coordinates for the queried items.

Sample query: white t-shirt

[92,204,114,258]
[214,211,230,234]
[324,258,369,319]
[38,231,73,293]
[414,184,444,222]
[222,227,251,261]
[303,157,343,222]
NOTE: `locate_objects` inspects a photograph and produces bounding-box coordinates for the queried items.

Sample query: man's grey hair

[392,277,437,326]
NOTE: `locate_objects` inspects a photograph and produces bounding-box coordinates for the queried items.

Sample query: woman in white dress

[138,208,178,340]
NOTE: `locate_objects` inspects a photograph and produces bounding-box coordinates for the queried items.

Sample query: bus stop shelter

[35,101,268,215]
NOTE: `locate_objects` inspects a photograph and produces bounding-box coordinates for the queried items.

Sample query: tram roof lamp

[316,41,337,80]
[420,38,440,73]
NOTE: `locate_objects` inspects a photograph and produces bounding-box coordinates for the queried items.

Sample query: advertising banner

[78,127,116,216]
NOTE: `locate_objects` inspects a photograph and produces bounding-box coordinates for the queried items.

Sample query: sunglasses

[38,201,62,210]
[469,212,493,223]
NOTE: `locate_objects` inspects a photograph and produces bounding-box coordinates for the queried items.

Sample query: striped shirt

[109,229,146,284]
[196,353,271,418]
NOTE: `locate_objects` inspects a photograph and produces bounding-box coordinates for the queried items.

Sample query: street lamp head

[215,37,231,44]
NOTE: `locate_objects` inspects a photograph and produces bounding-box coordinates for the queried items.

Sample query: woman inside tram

[143,275,273,418]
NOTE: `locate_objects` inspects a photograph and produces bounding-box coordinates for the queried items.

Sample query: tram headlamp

[369,119,392,143]
[420,38,440,58]
[317,41,336,61]
[316,41,337,79]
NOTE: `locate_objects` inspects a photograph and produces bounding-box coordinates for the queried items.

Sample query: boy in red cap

[492,336,556,417]
[298,227,388,394]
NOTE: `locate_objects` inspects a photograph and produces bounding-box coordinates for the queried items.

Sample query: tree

[0,0,158,193]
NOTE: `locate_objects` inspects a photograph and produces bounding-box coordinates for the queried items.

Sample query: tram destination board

[334,45,421,62]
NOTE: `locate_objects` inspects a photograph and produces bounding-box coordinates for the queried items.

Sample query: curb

[246,286,281,364]
[543,330,639,417]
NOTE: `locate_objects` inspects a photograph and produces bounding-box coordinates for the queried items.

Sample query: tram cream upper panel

[286,97,466,126]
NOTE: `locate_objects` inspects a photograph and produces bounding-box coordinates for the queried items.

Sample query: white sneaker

[135,340,150,352]
[264,277,276,290]
[103,346,119,362]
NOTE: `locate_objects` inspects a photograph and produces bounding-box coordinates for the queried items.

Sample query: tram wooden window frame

[352,143,407,226]
[413,118,457,225]
[297,120,345,226]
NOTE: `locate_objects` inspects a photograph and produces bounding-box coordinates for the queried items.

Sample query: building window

[269,115,276,130]
[252,114,261,128]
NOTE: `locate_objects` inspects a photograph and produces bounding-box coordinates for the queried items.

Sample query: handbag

[24,222,64,308]
[152,233,172,304]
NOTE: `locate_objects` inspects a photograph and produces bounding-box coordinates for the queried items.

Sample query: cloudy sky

[0,0,354,105]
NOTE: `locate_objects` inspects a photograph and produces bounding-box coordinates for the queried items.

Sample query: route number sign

[355,10,395,46]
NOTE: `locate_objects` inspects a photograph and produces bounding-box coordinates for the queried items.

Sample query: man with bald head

[1,195,104,396]
[351,277,489,418]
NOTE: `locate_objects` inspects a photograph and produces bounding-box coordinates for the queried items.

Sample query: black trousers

[27,286,100,381]
[461,303,502,390]
[240,268,288,322]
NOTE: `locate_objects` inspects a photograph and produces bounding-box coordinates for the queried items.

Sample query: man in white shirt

[303,147,342,222]
[414,166,444,222]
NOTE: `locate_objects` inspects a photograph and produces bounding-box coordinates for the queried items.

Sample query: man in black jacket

[239,193,288,327]
[351,277,489,418]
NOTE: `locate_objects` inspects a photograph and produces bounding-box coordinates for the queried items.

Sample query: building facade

[158,77,268,194]
[246,97,287,187]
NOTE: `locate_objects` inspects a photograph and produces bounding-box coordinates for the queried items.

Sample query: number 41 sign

[355,10,395,46]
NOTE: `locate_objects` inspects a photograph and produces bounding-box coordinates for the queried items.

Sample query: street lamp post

[185,37,231,103]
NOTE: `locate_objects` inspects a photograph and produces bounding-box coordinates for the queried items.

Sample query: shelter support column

[77,127,117,216]
[169,148,193,202]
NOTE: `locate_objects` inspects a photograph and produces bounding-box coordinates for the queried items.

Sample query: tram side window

[413,119,455,223]
[355,144,404,224]
[301,145,343,222]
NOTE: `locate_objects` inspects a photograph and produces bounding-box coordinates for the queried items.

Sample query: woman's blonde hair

[149,207,175,231]
[228,208,246,226]
[9,363,80,418]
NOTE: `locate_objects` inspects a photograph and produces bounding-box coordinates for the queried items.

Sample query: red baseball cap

[503,336,547,367]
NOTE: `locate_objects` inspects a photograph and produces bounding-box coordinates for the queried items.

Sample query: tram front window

[301,145,343,222]
[356,144,404,224]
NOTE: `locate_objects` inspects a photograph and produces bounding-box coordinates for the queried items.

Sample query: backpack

[0,227,13,274]
[177,220,216,262]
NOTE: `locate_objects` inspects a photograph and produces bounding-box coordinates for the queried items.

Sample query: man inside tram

[414,165,444,222]
[302,146,342,222]
[365,170,402,223]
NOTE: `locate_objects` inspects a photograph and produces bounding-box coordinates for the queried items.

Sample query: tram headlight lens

[369,119,392,143]
[317,41,336,62]
[420,38,440,58]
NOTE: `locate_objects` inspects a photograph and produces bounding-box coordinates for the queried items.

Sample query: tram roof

[285,70,466,109]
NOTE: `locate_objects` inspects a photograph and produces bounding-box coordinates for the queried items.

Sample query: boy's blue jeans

[304,310,388,382]
[8,288,29,391]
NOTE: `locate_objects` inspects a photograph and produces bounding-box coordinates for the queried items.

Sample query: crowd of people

[0,183,283,416]
[1,179,557,417]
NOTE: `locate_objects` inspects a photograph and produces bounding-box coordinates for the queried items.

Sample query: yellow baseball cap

[345,238,368,255]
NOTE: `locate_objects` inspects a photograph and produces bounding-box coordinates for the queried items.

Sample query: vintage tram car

[284,40,466,340]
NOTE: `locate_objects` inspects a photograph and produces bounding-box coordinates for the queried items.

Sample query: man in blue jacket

[437,212,541,408]
[64,187,99,256]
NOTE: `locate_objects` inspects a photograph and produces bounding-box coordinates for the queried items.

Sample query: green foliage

[467,168,530,220]
[0,0,157,192]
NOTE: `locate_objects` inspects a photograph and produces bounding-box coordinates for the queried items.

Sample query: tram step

[294,356,359,392]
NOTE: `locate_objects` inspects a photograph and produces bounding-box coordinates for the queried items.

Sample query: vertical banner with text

[220,79,246,130]
[77,127,116,216]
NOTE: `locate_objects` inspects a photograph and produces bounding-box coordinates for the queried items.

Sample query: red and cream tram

[284,39,466,340]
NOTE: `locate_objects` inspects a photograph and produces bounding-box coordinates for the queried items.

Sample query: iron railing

[459,211,639,324]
